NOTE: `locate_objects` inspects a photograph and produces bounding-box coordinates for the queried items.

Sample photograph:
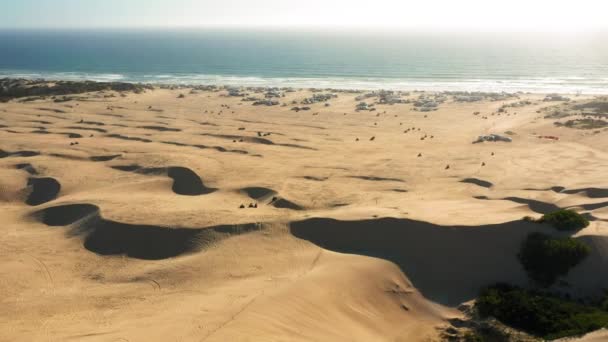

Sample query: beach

[1,81,608,341]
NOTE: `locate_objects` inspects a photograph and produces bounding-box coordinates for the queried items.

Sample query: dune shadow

[201,133,317,150]
[138,125,181,132]
[478,195,608,214]
[475,196,560,214]
[66,126,108,133]
[111,165,216,195]
[168,166,216,195]
[0,149,40,158]
[90,154,121,162]
[36,107,67,114]
[16,163,37,175]
[61,132,83,138]
[348,176,405,183]
[563,188,608,199]
[97,113,124,118]
[301,176,328,181]
[240,186,303,210]
[26,177,61,206]
[582,213,608,223]
[561,235,608,296]
[460,178,493,188]
[501,197,560,214]
[524,186,608,199]
[33,203,261,260]
[80,121,105,126]
[24,120,53,125]
[161,141,249,155]
[111,164,141,172]
[290,217,544,306]
[81,220,207,259]
[569,201,608,211]
[106,134,152,143]
[241,187,277,200]
[271,197,304,210]
[35,203,99,226]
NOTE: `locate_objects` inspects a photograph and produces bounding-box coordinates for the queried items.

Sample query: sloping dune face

[33,203,261,260]
[35,203,99,226]
[291,218,542,305]
[111,164,217,195]
[167,166,216,195]
[25,177,61,205]
[200,252,446,342]
[1,85,608,341]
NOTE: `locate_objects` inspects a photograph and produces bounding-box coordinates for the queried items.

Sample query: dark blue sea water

[1,29,607,93]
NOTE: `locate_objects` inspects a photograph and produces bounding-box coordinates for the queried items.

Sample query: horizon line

[0,25,606,34]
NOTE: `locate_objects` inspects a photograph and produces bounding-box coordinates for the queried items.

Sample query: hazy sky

[1,0,607,31]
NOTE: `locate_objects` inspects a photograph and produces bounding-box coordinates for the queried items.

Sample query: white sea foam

[2,71,608,94]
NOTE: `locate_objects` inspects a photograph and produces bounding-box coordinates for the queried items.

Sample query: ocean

[1,29,607,93]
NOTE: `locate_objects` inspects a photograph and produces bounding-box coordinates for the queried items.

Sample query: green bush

[522,215,536,223]
[539,209,589,231]
[518,232,590,287]
[476,283,608,340]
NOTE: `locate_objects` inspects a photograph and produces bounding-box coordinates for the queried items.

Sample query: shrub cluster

[476,283,608,340]
[473,209,596,339]
[518,232,590,287]
[0,78,151,102]
[538,209,590,231]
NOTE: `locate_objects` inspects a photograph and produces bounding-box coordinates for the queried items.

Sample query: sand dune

[291,217,547,305]
[33,203,261,260]
[1,86,607,341]
[15,162,37,175]
[111,164,216,195]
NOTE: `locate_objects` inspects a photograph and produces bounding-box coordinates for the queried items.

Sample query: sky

[1,0,607,31]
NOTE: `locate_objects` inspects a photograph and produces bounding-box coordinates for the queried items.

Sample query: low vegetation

[571,100,608,115]
[518,232,590,287]
[461,324,537,342]
[476,283,608,340]
[0,78,151,102]
[471,211,596,338]
[555,119,608,130]
[463,332,484,342]
[525,209,589,232]
[543,99,608,121]
[538,209,590,231]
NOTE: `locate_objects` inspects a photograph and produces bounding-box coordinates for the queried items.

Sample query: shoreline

[1,76,605,97]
